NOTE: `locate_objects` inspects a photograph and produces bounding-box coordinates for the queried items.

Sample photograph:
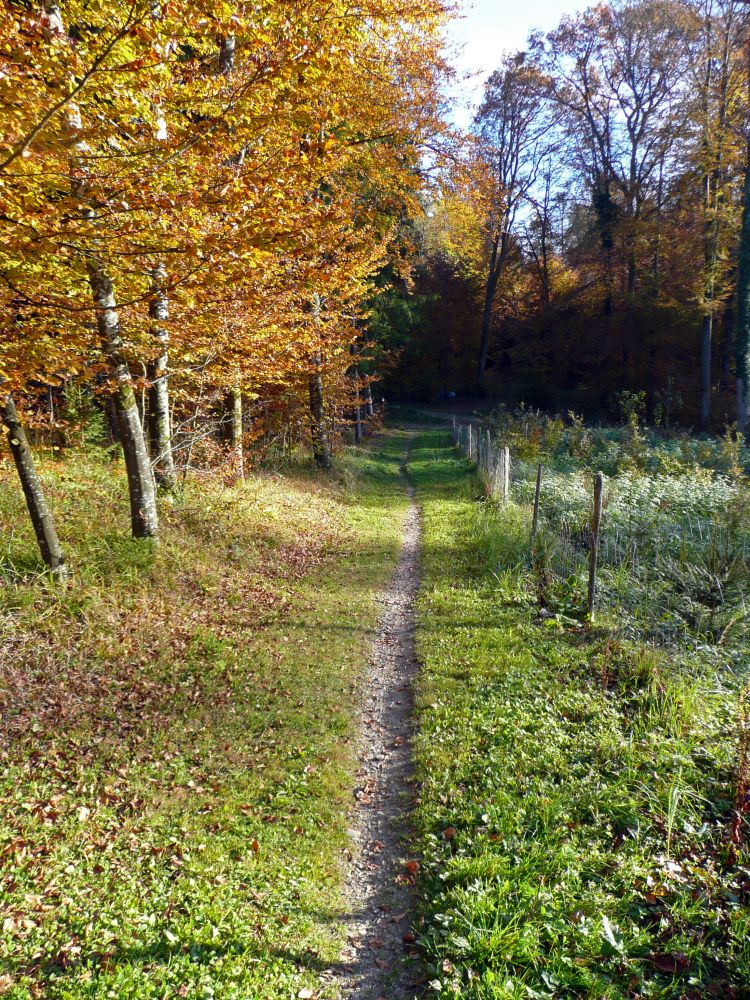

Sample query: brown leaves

[649,952,690,974]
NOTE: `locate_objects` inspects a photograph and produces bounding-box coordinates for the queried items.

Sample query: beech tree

[0,0,451,562]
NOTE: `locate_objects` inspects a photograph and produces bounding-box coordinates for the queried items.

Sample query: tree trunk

[147,262,176,490]
[2,393,68,581]
[700,312,713,432]
[736,38,750,436]
[352,366,362,444]
[700,151,721,433]
[594,184,616,315]
[87,260,159,538]
[229,386,244,481]
[308,352,331,468]
[478,244,501,387]
[365,382,374,418]
[627,254,637,298]
[720,304,733,391]
[45,2,157,536]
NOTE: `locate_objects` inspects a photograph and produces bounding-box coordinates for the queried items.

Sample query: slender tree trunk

[540,223,550,311]
[146,7,175,491]
[700,150,722,433]
[147,263,176,490]
[365,382,374,418]
[479,240,501,387]
[652,163,665,297]
[309,351,331,469]
[45,1,157,536]
[700,312,713,432]
[2,393,68,581]
[87,260,159,538]
[720,303,733,391]
[595,184,616,315]
[739,377,750,436]
[352,365,362,444]
[627,254,637,298]
[736,43,750,436]
[228,386,244,480]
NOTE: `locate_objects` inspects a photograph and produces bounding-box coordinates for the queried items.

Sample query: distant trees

[475,55,557,386]
[407,0,750,431]
[539,1,688,307]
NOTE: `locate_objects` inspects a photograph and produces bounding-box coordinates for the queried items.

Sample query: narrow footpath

[335,443,422,999]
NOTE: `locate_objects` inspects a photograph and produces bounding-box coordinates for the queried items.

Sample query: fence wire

[453,420,750,667]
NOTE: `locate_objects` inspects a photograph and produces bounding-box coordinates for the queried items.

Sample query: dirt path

[334,443,422,1000]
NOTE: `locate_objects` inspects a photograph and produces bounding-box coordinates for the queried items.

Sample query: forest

[389,0,750,432]
[2,1,750,998]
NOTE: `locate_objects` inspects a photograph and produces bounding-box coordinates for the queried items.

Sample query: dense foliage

[1,0,451,557]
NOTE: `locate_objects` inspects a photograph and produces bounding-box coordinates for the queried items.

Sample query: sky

[447,0,578,127]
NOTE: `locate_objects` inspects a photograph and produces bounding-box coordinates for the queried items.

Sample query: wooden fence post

[531,463,542,544]
[587,472,604,621]
[501,446,510,501]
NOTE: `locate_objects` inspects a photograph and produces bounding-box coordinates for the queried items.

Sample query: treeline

[0,0,449,577]
[387,0,750,432]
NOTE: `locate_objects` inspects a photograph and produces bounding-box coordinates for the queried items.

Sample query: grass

[5,423,750,999]
[408,429,750,999]
[0,431,411,999]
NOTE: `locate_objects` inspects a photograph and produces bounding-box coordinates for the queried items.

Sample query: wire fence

[452,419,750,664]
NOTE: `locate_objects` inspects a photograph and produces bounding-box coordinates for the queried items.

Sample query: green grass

[0,431,411,999]
[5,426,750,998]
[408,429,750,999]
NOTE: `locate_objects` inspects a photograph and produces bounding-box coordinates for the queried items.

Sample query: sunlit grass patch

[0,432,410,999]
[410,428,750,1000]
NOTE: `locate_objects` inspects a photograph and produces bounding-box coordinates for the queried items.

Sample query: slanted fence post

[587,472,604,621]
[531,463,542,544]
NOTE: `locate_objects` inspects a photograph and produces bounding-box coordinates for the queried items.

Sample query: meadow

[410,422,750,999]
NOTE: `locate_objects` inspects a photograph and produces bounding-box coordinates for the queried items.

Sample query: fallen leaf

[650,952,689,974]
